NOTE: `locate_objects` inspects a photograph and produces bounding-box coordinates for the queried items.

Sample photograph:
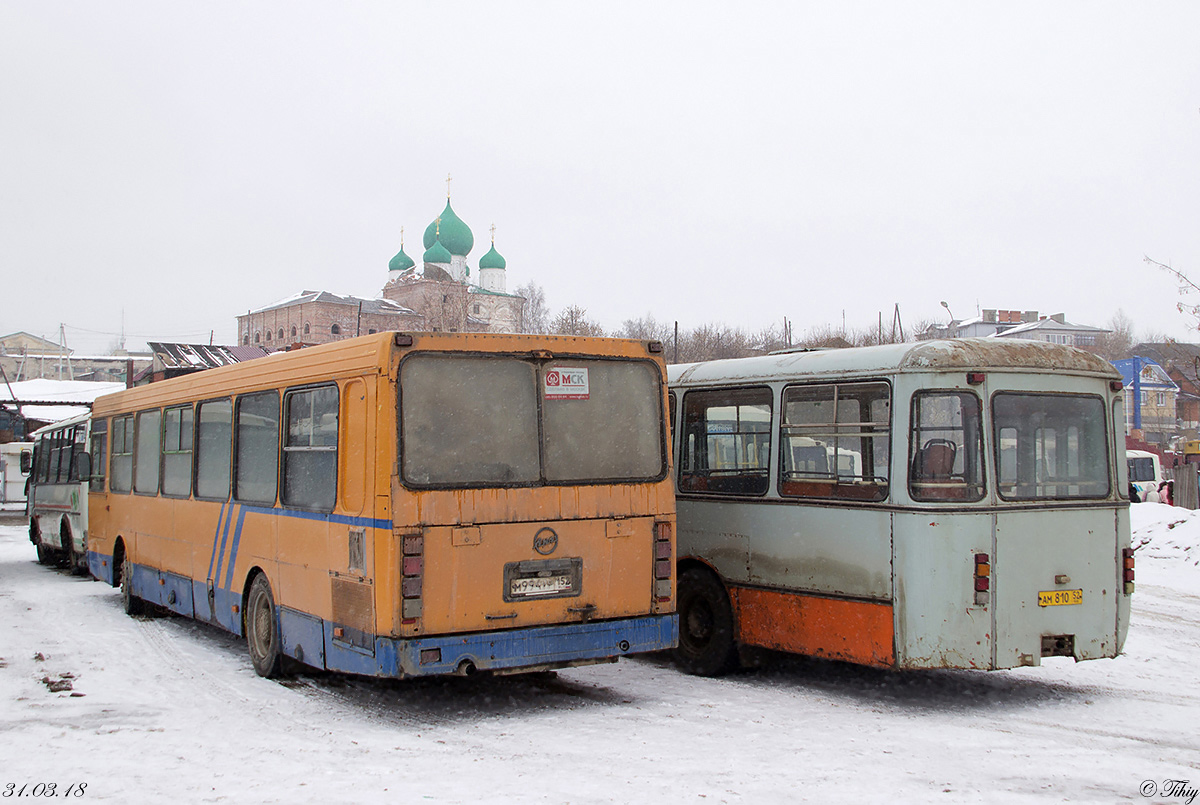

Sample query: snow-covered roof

[0,378,126,423]
[995,318,1109,337]
[247,290,416,316]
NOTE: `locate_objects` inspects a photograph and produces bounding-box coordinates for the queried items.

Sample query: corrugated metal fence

[1169,466,1199,510]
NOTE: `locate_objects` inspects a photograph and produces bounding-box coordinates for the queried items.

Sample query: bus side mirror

[20,451,32,475]
[76,452,92,482]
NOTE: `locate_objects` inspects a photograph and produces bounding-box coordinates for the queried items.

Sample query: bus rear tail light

[973,552,990,606]
[967,372,986,385]
[1123,548,1135,594]
[402,533,424,623]
[654,522,673,603]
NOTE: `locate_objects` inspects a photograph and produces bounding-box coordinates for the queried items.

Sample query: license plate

[1038,589,1083,607]
[510,574,573,597]
[503,557,582,602]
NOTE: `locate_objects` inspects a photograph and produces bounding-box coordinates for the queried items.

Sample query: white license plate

[510,574,574,598]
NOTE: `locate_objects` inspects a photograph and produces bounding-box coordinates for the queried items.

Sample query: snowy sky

[3,2,1199,353]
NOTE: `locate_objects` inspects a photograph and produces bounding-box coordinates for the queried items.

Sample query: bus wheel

[246,575,284,678]
[31,521,52,565]
[60,522,82,575]
[121,557,146,616]
[675,567,737,676]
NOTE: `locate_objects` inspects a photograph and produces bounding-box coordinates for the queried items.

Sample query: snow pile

[1130,502,1200,569]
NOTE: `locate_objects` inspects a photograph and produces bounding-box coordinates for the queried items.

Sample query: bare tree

[1146,255,1200,330]
[616,313,674,344]
[1094,310,1136,360]
[516,281,549,334]
[549,305,605,337]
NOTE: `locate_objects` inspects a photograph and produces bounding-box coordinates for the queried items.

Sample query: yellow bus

[86,332,676,678]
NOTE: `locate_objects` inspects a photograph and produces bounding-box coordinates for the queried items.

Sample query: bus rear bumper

[328,614,679,678]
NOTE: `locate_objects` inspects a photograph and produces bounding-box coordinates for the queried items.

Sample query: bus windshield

[993,393,1110,500]
[400,354,665,487]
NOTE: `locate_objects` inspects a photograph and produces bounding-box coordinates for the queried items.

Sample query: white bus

[1,441,33,503]
[1125,449,1163,501]
[667,338,1133,673]
[27,411,94,572]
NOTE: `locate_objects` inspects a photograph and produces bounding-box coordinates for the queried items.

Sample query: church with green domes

[235,189,527,348]
[382,194,525,333]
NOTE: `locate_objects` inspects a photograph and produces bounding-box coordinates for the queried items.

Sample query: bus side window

[667,392,677,444]
[69,425,87,482]
[779,381,890,502]
[134,409,162,495]
[235,391,280,505]
[195,398,233,500]
[49,429,65,483]
[110,415,134,494]
[162,405,194,498]
[89,419,108,492]
[678,387,771,496]
[282,385,338,511]
[908,391,984,502]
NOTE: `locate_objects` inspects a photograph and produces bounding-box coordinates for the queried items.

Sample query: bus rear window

[543,360,663,482]
[1127,457,1156,482]
[993,393,1110,500]
[400,354,665,487]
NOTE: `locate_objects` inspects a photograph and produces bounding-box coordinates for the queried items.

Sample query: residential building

[1113,357,1180,448]
[923,309,1109,350]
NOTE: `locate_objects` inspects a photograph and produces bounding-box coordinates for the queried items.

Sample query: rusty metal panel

[331,575,374,650]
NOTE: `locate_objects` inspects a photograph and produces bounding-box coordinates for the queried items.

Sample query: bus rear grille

[1041,634,1075,658]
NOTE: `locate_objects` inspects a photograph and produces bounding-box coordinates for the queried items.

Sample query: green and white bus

[27,411,95,572]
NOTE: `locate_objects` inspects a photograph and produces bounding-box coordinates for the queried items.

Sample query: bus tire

[246,575,284,678]
[675,567,737,676]
[31,520,52,565]
[60,522,83,575]
[121,556,146,616]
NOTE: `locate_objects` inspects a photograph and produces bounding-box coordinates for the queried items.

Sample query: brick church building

[236,191,526,347]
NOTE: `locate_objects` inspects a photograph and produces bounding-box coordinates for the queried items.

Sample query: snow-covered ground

[1,505,1197,804]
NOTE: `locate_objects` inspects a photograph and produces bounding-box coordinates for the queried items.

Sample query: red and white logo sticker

[544,367,589,399]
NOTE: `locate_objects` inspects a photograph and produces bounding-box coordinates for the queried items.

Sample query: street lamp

[940,300,954,322]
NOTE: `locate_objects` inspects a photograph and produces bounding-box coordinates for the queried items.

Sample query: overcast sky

[3,2,1198,354]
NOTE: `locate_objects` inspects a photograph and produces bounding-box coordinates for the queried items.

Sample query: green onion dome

[423,239,452,264]
[422,200,474,257]
[388,245,415,272]
[478,243,506,270]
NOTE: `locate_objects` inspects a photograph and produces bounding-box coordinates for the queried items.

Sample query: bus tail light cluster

[654,521,673,603]
[401,533,423,624]
[1122,547,1135,594]
[973,552,990,606]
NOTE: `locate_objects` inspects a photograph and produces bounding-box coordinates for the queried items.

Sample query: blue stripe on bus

[213,501,235,585]
[219,505,392,594]
[206,501,228,582]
